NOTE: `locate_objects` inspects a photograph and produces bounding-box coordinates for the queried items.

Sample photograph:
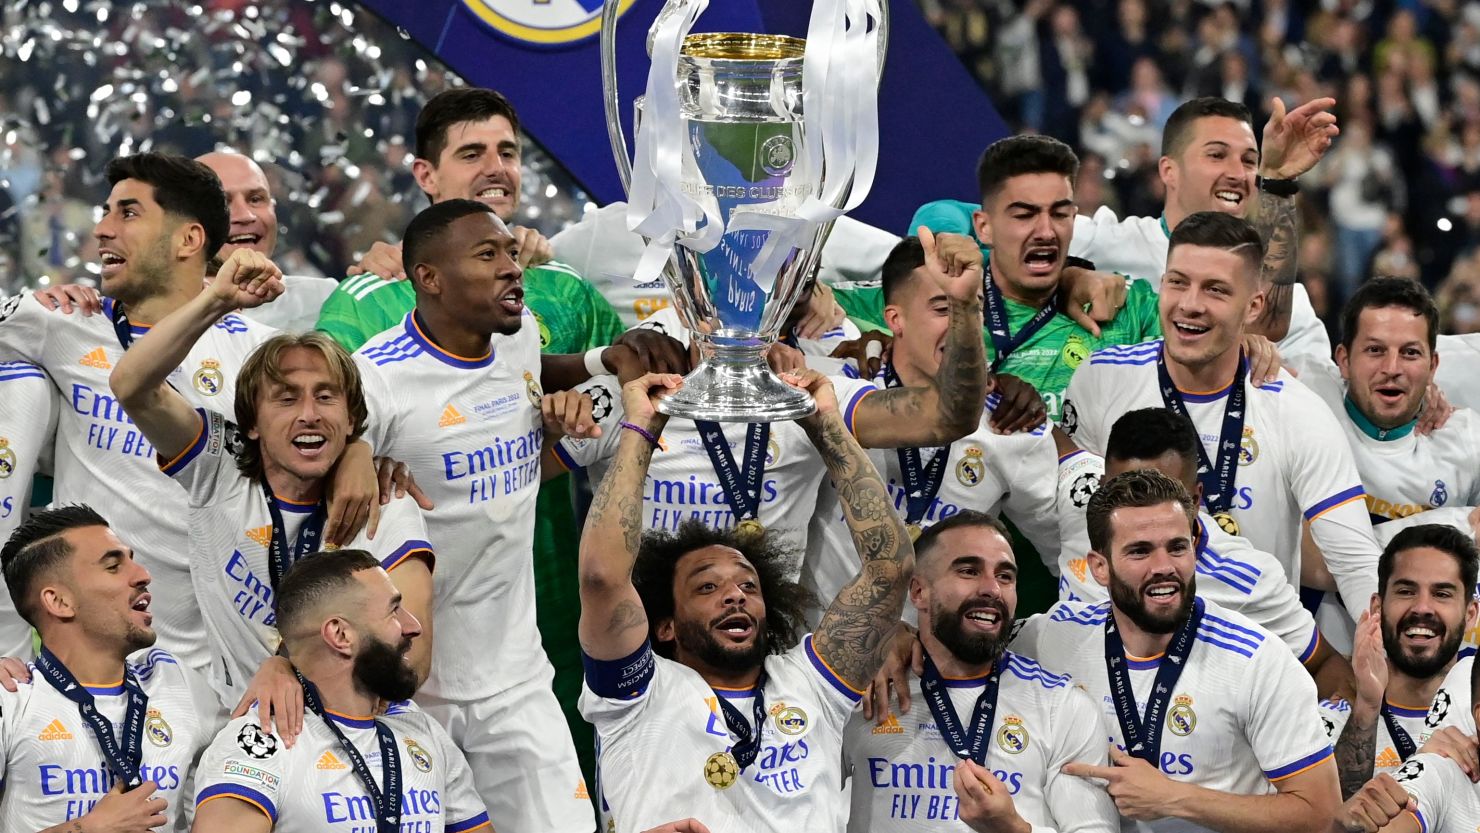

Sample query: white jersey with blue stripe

[0,648,224,832]
[0,292,275,674]
[0,360,57,658]
[1394,752,1480,833]
[195,700,489,833]
[580,635,862,833]
[161,408,434,706]
[1010,599,1333,833]
[1420,655,1473,742]
[842,652,1119,833]
[1318,697,1430,775]
[1062,340,1381,622]
[354,310,543,702]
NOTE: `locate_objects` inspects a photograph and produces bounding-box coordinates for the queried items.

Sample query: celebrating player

[1012,469,1339,833]
[1061,211,1380,623]
[107,251,435,706]
[0,506,224,831]
[191,549,489,832]
[577,369,914,833]
[841,510,1119,833]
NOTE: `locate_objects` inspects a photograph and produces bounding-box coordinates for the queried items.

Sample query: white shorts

[419,663,595,833]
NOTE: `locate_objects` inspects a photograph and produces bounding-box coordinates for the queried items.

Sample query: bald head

[197,150,277,262]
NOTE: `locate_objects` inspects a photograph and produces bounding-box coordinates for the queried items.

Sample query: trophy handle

[599,0,891,196]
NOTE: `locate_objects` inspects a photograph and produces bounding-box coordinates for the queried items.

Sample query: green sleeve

[831,283,890,333]
[580,281,626,350]
[1125,278,1163,339]
[315,275,397,352]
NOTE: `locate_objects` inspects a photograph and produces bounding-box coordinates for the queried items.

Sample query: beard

[1384,611,1463,679]
[352,634,419,703]
[123,622,157,654]
[1108,568,1197,635]
[674,611,770,674]
[930,596,1010,666]
[107,234,175,307]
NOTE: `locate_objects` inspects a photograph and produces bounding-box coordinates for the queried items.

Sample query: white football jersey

[1393,752,1480,833]
[0,648,224,832]
[1068,207,1331,367]
[238,275,337,333]
[1436,334,1480,412]
[195,701,489,833]
[842,652,1120,833]
[1010,599,1333,833]
[1317,698,1430,775]
[355,311,544,702]
[162,408,434,705]
[0,361,57,658]
[1062,340,1381,620]
[0,293,275,673]
[581,635,860,833]
[1420,655,1473,741]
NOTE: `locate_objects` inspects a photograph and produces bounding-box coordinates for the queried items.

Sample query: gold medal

[704,751,740,789]
[907,523,922,542]
[1211,511,1240,537]
[736,518,764,537]
[322,542,341,552]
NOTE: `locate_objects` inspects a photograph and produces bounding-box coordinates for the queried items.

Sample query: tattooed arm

[1250,188,1297,342]
[1335,611,1387,799]
[794,369,916,691]
[576,373,684,661]
[1334,710,1380,801]
[851,228,987,449]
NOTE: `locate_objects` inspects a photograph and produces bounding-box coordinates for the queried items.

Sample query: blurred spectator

[1321,119,1402,301]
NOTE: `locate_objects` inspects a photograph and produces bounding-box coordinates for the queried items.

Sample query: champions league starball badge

[704,750,740,789]
[1212,511,1240,536]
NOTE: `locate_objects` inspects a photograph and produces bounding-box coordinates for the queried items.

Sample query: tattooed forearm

[858,296,985,448]
[1334,712,1378,800]
[1252,190,1298,340]
[577,429,655,655]
[806,413,914,688]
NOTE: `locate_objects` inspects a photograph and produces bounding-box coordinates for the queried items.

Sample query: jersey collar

[405,311,495,369]
[1343,396,1417,442]
[1159,215,1171,239]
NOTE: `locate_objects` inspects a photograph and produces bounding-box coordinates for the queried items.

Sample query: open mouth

[1171,320,1211,339]
[1402,623,1440,648]
[1144,581,1182,606]
[476,186,510,204]
[962,605,1003,633]
[1373,385,1407,405]
[99,251,126,277]
[226,233,262,247]
[713,612,756,642]
[1214,189,1245,209]
[130,593,153,624]
[498,288,524,315]
[1023,246,1059,276]
[291,433,328,456]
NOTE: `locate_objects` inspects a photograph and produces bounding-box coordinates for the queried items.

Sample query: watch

[1257,176,1300,197]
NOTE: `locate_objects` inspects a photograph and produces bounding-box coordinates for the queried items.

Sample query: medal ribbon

[714,670,769,771]
[1104,596,1204,764]
[983,261,1058,373]
[884,363,950,526]
[36,646,148,790]
[108,298,137,350]
[1380,704,1418,762]
[919,650,1004,765]
[1155,349,1247,519]
[298,670,402,833]
[695,420,769,528]
[261,478,328,592]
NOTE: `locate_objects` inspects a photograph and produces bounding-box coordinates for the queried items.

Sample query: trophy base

[657,357,816,423]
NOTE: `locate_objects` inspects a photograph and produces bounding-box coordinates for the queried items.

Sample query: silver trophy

[600,0,886,422]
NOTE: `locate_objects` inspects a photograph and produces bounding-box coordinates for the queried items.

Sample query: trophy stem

[656,334,817,423]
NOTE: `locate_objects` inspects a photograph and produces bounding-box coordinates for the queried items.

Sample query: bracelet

[619,421,660,447]
[584,347,608,377]
[1257,176,1300,197]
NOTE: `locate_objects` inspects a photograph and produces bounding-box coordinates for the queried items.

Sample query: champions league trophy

[600,0,886,422]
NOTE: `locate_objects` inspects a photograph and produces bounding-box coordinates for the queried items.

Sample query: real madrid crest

[704,750,740,789]
[193,359,225,397]
[0,437,14,479]
[996,715,1029,753]
[955,446,985,487]
[1169,694,1197,736]
[770,702,808,736]
[1238,427,1259,465]
[533,312,552,350]
[1061,333,1089,369]
[766,437,780,466]
[405,737,433,772]
[524,371,543,409]
[145,708,172,747]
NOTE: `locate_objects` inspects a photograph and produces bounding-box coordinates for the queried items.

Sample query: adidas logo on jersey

[1375,747,1402,769]
[39,719,73,741]
[439,404,466,427]
[79,348,111,370]
[873,714,904,735]
[574,780,589,800]
[316,750,348,770]
[245,526,272,548]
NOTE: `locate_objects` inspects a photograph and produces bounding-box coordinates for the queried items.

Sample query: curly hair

[632,519,817,660]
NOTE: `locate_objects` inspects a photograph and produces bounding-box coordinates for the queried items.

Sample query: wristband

[1065,255,1097,271]
[619,421,660,447]
[1257,176,1300,197]
[584,347,608,377]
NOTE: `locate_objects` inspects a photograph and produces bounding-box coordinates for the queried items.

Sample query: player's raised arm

[795,369,915,690]
[110,249,284,462]
[577,372,684,662]
[850,228,987,449]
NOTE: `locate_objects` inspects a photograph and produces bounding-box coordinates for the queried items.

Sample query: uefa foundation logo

[461,0,638,46]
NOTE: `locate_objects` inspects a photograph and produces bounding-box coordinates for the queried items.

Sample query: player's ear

[1465,595,1478,633]
[1087,550,1110,588]
[972,207,994,249]
[174,220,208,263]
[1368,593,1381,617]
[411,158,440,201]
[1334,343,1350,381]
[654,617,676,645]
[908,573,928,613]
[411,263,440,297]
[38,583,75,622]
[321,615,355,658]
[882,303,906,339]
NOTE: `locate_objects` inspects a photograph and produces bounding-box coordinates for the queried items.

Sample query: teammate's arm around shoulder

[111,249,285,462]
[577,372,684,663]
[791,369,915,692]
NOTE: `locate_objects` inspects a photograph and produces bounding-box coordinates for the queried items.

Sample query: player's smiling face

[1337,306,1438,429]
[660,545,769,674]
[433,211,526,338]
[93,178,178,304]
[884,270,984,378]
[1164,116,1257,219]
[1378,546,1476,680]
[52,525,157,654]
[249,346,352,489]
[974,172,1077,304]
[912,524,1017,666]
[1159,244,1263,373]
[1091,501,1198,635]
[200,152,278,261]
[415,116,522,222]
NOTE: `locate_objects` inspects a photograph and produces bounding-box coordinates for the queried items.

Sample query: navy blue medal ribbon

[715,670,768,771]
[884,363,950,527]
[298,670,402,833]
[1380,704,1418,762]
[919,650,1004,765]
[36,646,149,790]
[1155,349,1248,520]
[1104,596,1204,764]
[984,262,1057,372]
[109,299,137,350]
[261,478,328,591]
[695,420,769,530]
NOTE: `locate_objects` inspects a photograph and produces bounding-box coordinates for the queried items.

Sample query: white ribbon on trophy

[626,0,882,293]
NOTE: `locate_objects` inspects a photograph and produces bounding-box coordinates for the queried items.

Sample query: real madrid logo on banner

[0,437,14,479]
[461,0,637,46]
[524,370,543,408]
[193,359,225,396]
[405,737,434,772]
[1169,694,1197,736]
[1238,427,1259,465]
[996,715,1029,753]
[145,708,172,747]
[955,446,985,487]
